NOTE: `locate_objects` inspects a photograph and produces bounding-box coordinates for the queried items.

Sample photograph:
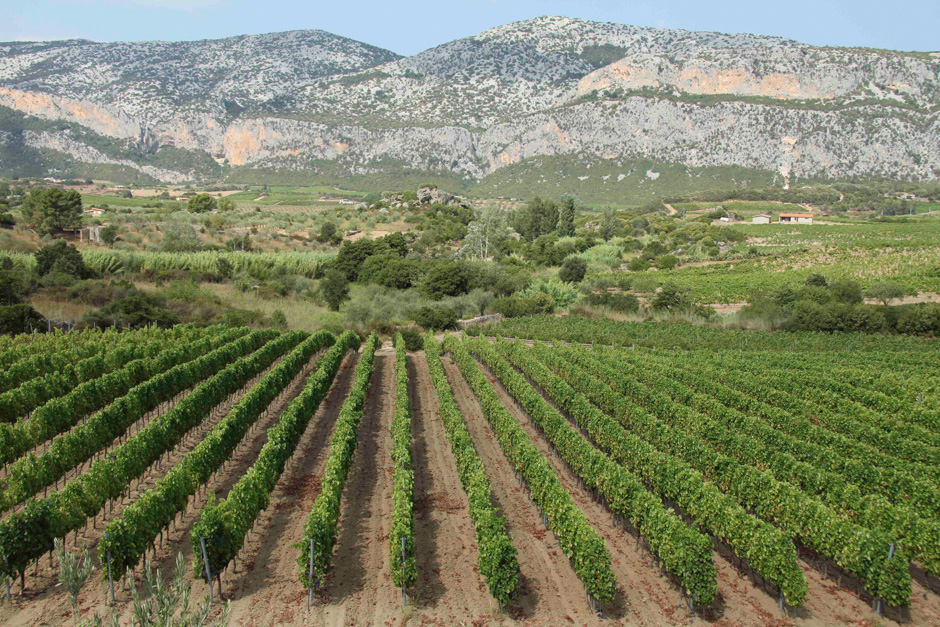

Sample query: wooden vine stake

[401,536,407,608]
[200,536,213,604]
[104,532,115,605]
[307,538,315,611]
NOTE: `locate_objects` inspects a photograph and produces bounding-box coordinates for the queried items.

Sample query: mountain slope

[0,16,937,198]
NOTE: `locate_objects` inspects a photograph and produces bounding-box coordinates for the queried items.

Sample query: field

[0,321,938,626]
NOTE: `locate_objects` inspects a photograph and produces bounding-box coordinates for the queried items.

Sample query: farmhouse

[752,214,772,224]
[779,213,813,224]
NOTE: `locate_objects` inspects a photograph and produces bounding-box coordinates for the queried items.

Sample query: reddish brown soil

[4,346,940,626]
[408,352,495,615]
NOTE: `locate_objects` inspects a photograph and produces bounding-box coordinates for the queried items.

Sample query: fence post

[401,536,407,607]
[307,538,316,610]
[876,543,896,616]
[104,533,115,605]
[199,536,213,604]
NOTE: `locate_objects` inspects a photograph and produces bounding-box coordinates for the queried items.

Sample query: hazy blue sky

[3,0,938,54]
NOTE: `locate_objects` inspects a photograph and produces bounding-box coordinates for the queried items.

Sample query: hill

[1,16,938,200]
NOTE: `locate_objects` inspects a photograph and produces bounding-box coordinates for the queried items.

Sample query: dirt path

[221,350,360,625]
[440,354,601,624]
[316,349,398,627]
[407,351,494,615]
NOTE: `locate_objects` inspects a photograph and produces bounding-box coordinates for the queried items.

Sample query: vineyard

[1,323,939,626]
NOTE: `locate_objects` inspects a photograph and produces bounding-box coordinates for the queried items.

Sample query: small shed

[752,214,772,224]
[779,213,813,224]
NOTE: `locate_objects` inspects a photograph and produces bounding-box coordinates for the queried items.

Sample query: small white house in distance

[752,214,772,224]
[779,213,814,224]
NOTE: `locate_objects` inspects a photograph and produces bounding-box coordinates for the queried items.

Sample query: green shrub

[558,256,588,283]
[0,304,44,334]
[412,306,459,330]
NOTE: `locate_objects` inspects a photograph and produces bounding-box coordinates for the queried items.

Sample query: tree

[513,197,558,241]
[652,282,693,311]
[99,225,118,246]
[558,196,576,237]
[865,281,906,306]
[829,280,863,305]
[0,260,26,305]
[558,256,587,283]
[217,197,235,212]
[160,224,203,252]
[598,206,619,242]
[319,269,350,311]
[459,204,509,259]
[421,261,470,299]
[332,239,375,281]
[187,194,217,214]
[316,222,338,243]
[35,241,89,278]
[21,188,83,235]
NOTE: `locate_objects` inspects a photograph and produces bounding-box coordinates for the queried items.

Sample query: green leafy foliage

[443,335,616,603]
[192,331,360,579]
[0,329,288,584]
[298,333,379,586]
[423,334,518,604]
[468,337,719,605]
[389,334,416,589]
[100,331,334,575]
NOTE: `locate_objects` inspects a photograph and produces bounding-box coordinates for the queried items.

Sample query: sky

[2,0,938,54]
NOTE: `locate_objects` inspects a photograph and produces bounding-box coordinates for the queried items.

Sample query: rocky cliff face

[0,16,937,190]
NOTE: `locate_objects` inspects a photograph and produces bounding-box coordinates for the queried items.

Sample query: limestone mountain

[1,16,937,200]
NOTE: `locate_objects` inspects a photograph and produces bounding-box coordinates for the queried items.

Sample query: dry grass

[203,284,343,333]
[28,295,97,324]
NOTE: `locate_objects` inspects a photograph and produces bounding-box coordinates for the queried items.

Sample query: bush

[187,194,217,214]
[583,291,640,313]
[0,304,44,334]
[421,261,470,299]
[490,294,555,318]
[628,257,652,271]
[829,280,863,305]
[398,327,424,351]
[35,241,89,279]
[558,257,588,283]
[652,282,693,311]
[412,306,459,330]
[83,296,179,329]
[896,304,940,336]
[656,254,678,270]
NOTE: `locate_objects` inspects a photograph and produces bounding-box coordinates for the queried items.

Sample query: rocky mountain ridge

[0,16,937,198]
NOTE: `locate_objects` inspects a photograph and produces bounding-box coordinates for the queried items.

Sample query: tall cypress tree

[558,195,576,237]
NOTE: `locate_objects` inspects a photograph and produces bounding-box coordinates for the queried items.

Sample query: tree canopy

[21,188,82,235]
[187,194,217,214]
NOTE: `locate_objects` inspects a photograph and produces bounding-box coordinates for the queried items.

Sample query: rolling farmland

[0,323,939,626]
